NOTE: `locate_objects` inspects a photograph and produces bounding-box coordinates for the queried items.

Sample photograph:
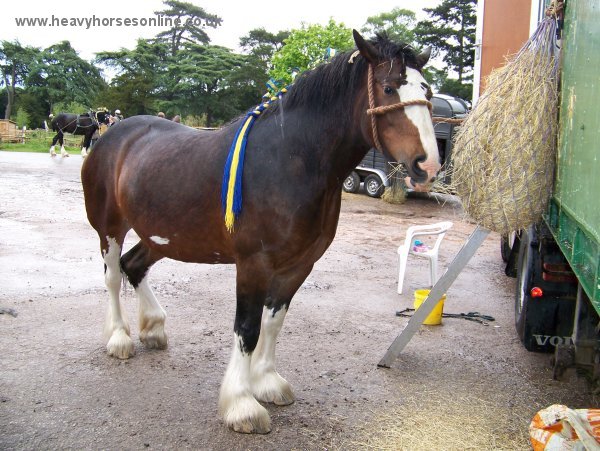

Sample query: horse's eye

[383,86,395,95]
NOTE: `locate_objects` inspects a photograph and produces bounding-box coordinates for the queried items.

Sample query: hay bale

[449,19,559,235]
[382,164,407,204]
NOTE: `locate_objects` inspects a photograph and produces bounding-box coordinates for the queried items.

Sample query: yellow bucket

[413,289,446,325]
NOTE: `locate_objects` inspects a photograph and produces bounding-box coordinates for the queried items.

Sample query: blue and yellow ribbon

[221,87,289,232]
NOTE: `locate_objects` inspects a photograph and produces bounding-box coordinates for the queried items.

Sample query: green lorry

[510,0,600,378]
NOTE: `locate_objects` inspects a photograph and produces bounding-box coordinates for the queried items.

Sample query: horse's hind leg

[250,264,313,406]
[120,241,167,349]
[102,234,135,359]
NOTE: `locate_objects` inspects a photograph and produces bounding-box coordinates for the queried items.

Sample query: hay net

[449,18,560,235]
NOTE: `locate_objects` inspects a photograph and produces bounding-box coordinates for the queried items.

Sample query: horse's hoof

[252,371,295,406]
[106,329,135,359]
[220,395,271,434]
[140,327,168,350]
[62,153,70,158]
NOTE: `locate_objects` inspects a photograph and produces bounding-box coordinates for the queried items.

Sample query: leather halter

[366,63,433,152]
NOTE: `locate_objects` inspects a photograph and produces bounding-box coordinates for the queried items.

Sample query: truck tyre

[515,226,559,352]
[342,171,360,193]
[364,174,384,198]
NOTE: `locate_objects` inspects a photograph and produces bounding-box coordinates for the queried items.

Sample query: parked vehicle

[504,1,599,379]
[343,93,468,197]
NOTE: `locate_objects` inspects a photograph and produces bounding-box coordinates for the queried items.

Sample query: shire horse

[49,110,110,157]
[81,31,440,434]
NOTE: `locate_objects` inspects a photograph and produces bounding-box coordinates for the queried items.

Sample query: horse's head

[353,31,440,185]
[96,110,111,125]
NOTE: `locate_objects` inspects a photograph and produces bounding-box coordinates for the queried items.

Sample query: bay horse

[49,110,110,157]
[81,30,439,434]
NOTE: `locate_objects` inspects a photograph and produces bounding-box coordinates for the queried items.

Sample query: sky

[0,0,442,61]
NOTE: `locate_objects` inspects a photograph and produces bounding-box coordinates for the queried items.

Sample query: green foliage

[52,100,89,115]
[27,41,106,113]
[154,0,222,54]
[270,20,354,84]
[13,107,29,128]
[416,0,476,83]
[240,28,290,65]
[166,44,248,125]
[0,40,40,119]
[361,8,417,45]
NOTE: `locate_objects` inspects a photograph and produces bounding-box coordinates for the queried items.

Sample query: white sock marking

[103,236,134,358]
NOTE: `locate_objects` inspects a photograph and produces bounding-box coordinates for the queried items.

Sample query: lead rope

[367,65,384,152]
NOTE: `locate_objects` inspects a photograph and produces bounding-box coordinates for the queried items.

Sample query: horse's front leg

[219,258,271,434]
[250,264,312,406]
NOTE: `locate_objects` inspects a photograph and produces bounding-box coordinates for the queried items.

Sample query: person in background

[114,109,124,121]
[157,112,166,118]
[172,115,181,123]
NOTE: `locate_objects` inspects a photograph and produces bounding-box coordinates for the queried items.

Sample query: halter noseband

[366,63,433,152]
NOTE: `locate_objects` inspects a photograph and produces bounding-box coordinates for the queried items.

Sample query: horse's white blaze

[150,235,170,245]
[251,307,294,405]
[136,275,168,349]
[219,333,271,433]
[103,236,134,359]
[398,68,441,179]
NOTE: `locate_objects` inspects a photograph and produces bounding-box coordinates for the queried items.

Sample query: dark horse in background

[81,31,439,433]
[49,110,110,157]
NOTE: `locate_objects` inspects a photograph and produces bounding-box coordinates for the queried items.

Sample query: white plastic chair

[397,221,453,294]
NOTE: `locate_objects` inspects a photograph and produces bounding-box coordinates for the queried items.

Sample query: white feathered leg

[136,275,168,349]
[103,237,134,359]
[219,334,271,434]
[250,307,294,405]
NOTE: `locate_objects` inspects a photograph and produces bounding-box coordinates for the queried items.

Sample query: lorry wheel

[515,226,558,352]
[342,171,360,193]
[364,174,384,198]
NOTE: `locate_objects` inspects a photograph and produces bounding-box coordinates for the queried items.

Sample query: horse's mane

[258,34,420,124]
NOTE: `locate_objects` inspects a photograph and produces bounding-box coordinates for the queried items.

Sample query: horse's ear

[353,30,379,64]
[416,47,432,69]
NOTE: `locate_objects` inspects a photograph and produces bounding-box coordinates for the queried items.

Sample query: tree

[238,28,290,103]
[270,20,354,84]
[0,41,39,119]
[27,41,105,114]
[361,8,417,45]
[415,0,476,99]
[240,28,290,65]
[166,44,247,126]
[154,0,222,55]
[96,39,170,115]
